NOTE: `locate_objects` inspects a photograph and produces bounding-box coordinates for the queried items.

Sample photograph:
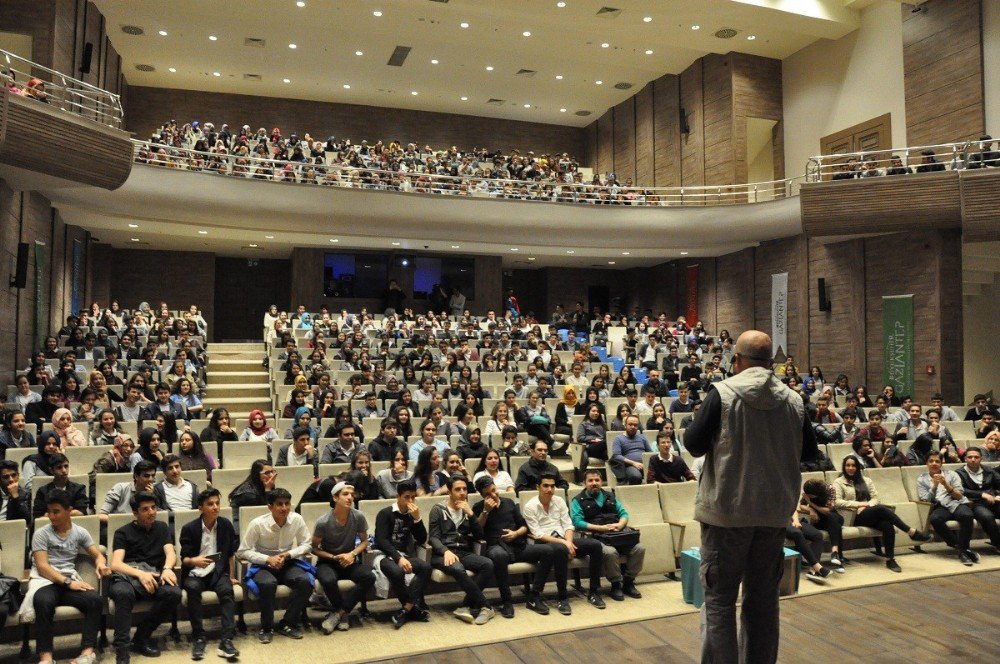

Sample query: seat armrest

[666,521,686,552]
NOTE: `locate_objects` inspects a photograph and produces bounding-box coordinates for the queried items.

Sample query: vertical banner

[34,241,47,347]
[71,239,83,316]
[685,264,699,324]
[771,272,788,358]
[883,295,914,397]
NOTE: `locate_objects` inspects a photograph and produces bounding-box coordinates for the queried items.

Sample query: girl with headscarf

[239,409,279,445]
[92,434,139,474]
[22,432,61,489]
[554,385,577,438]
[281,388,309,419]
[52,407,85,448]
[284,406,320,443]
[136,427,165,465]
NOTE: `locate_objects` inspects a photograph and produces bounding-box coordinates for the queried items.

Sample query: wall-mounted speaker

[80,42,94,74]
[817,278,831,312]
[680,106,691,135]
[10,242,29,289]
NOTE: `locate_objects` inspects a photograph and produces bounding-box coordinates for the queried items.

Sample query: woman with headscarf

[238,409,279,445]
[135,427,165,465]
[91,434,139,474]
[22,432,61,489]
[554,385,577,438]
[52,407,85,449]
[284,406,320,443]
[281,388,309,419]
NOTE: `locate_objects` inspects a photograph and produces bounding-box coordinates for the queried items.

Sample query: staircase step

[202,396,273,411]
[209,359,264,372]
[206,384,271,399]
[206,371,270,385]
[208,343,262,353]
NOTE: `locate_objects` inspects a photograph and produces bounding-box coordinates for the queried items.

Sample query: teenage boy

[373,479,432,629]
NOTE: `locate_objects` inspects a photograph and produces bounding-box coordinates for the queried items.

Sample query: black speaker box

[10,242,29,289]
[80,42,93,74]
[817,278,831,312]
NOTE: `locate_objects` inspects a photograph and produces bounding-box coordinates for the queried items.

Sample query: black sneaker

[257,629,273,644]
[217,639,239,659]
[806,566,833,581]
[609,581,625,601]
[556,600,572,615]
[965,549,981,564]
[116,649,131,664]
[275,623,303,640]
[500,601,515,619]
[958,551,974,566]
[392,608,409,630]
[622,580,642,599]
[408,606,431,622]
[525,593,550,615]
[131,641,161,657]
[587,591,606,609]
[911,531,932,542]
[192,635,207,660]
[886,559,902,573]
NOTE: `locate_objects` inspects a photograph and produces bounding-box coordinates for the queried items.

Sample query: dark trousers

[785,522,824,566]
[484,542,555,601]
[431,549,493,611]
[854,505,911,557]
[182,573,236,640]
[251,563,312,630]
[552,536,603,592]
[524,422,554,444]
[612,461,644,485]
[970,502,1000,546]
[929,504,974,550]
[813,510,844,550]
[379,556,432,607]
[584,440,608,461]
[109,579,183,650]
[33,584,103,653]
[699,523,785,664]
[316,560,375,614]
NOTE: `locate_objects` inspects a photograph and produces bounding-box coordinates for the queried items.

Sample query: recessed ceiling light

[485,66,494,71]
[410,90,418,95]
[622,251,630,255]
[168,67,176,72]
[566,250,575,254]
[355,50,363,56]
[691,25,700,30]
[128,223,138,228]
[595,80,603,85]
[329,238,339,242]
[510,247,519,252]
[249,243,258,248]
[209,35,217,41]
[283,78,291,83]
[265,235,274,239]
[451,245,460,249]
[431,59,439,64]
[288,43,297,49]
[557,2,566,7]
[555,74,563,80]
[198,230,208,235]
[373,10,383,17]
[213,72,221,77]
[460,96,468,101]
[560,108,567,112]
[643,16,652,23]
[601,42,610,48]
[522,31,531,37]
[747,35,756,40]
[523,103,531,108]
[158,30,168,36]
[296,0,305,6]
[460,21,469,28]
[528,257,536,261]
[645,49,653,55]
[130,237,140,242]
[343,84,350,89]
[680,251,689,255]
[608,261,616,265]
[391,241,401,246]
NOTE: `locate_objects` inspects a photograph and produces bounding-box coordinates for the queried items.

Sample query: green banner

[882,295,914,397]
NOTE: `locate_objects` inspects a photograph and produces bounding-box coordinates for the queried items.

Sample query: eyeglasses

[260,469,278,476]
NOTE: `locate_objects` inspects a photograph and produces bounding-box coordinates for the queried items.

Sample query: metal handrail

[132,139,804,207]
[1,49,123,128]
[805,139,996,181]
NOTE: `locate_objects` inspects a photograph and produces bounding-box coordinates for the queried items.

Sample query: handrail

[1,49,123,128]
[131,139,805,207]
[805,139,997,181]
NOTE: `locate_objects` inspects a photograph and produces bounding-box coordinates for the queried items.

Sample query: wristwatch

[64,577,72,587]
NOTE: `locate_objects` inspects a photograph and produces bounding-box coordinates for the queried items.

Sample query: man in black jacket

[32,453,87,518]
[514,440,569,493]
[0,460,30,521]
[179,488,240,660]
[368,419,407,462]
[955,447,1000,551]
[25,386,63,428]
[373,479,432,629]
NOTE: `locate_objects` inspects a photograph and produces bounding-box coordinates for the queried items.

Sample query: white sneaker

[321,612,341,635]
[474,606,495,625]
[452,606,475,623]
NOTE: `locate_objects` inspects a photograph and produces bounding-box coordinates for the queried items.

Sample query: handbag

[0,574,23,614]
[592,526,641,553]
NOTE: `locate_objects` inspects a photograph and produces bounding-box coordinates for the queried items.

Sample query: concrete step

[209,352,262,362]
[206,384,271,399]
[208,358,264,372]
[202,396,273,411]
[206,371,269,385]
[208,343,262,353]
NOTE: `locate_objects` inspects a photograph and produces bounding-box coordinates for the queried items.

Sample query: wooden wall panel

[715,248,754,335]
[110,249,217,334]
[652,74,681,187]
[960,169,1000,241]
[595,109,614,179]
[936,230,963,402]
[613,98,636,183]
[679,61,705,187]
[903,0,984,145]
[634,84,654,187]
[808,238,866,387]
[732,54,783,183]
[702,54,734,187]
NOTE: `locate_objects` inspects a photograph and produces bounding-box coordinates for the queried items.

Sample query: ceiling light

[557,2,566,7]
[566,250,575,254]
[485,66,494,71]
[601,43,610,48]
[680,251,689,255]
[555,74,563,80]
[622,251,630,255]
[747,35,756,40]
[595,80,603,85]
[168,67,176,73]
[128,223,138,228]
[283,78,291,83]
[343,84,350,88]
[510,247,519,252]
[391,241,401,246]
[355,50,363,56]
[158,30,168,36]
[410,90,418,95]
[460,21,469,28]
[296,1,305,6]
[460,96,468,101]
[528,257,536,261]
[643,16,652,23]
[288,43,297,49]
[213,72,221,77]
[608,261,616,265]
[522,31,531,37]
[209,35,217,41]
[645,49,653,55]
[431,59,439,64]
[523,103,531,108]
[265,235,274,239]
[560,108,567,112]
[130,237,140,242]
[249,244,258,248]
[329,238,339,242]
[451,245,460,249]
[198,230,208,235]
[373,10,383,17]
[691,25,700,30]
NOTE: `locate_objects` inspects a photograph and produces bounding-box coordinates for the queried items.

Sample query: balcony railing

[131,139,804,207]
[806,139,997,181]
[1,49,123,128]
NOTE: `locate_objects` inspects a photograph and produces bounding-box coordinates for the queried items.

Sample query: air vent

[614,82,633,90]
[596,6,622,18]
[387,46,412,67]
[243,73,262,81]
[515,69,537,77]
[715,28,739,39]
[135,64,155,72]
[428,0,450,3]
[121,25,145,35]
[575,110,592,116]
[244,37,266,48]
[126,240,150,246]
[486,98,505,105]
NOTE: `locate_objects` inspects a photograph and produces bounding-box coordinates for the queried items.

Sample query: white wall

[985,0,1000,134]
[782,0,907,175]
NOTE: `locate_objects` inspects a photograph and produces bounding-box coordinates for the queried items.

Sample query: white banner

[771,272,788,358]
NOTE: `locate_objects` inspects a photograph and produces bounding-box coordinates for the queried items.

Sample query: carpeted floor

[8,541,998,663]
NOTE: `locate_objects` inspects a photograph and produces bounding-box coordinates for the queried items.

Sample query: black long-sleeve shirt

[374,504,427,562]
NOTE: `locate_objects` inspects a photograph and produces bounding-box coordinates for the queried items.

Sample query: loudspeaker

[680,106,690,135]
[817,278,831,312]
[10,242,29,289]
[80,42,93,74]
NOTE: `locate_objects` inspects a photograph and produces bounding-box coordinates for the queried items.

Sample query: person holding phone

[373,479,433,629]
[179,488,240,660]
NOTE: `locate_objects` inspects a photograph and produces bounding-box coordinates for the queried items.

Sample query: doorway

[746,117,777,201]
[213,257,291,342]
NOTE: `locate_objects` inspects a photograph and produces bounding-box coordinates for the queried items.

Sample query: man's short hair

[381,417,400,431]
[197,487,222,506]
[161,454,181,471]
[965,446,983,457]
[0,459,18,474]
[155,382,170,393]
[292,425,312,440]
[48,453,68,467]
[445,473,468,491]
[45,488,73,510]
[474,475,494,493]
[132,459,158,478]
[926,451,942,461]
[930,392,943,401]
[583,469,602,479]
[129,491,158,511]
[624,388,638,398]
[266,488,292,504]
[531,438,549,450]
[501,425,519,438]
[538,471,560,484]
[395,479,416,495]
